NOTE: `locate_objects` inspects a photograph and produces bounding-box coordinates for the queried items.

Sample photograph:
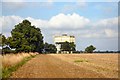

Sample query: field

[2,52,38,68]
[51,53,118,78]
[1,52,38,78]
[10,53,118,78]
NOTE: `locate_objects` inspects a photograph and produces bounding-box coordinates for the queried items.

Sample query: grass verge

[2,54,36,78]
[74,59,88,63]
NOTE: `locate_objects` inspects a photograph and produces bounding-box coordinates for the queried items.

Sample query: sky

[0,0,119,51]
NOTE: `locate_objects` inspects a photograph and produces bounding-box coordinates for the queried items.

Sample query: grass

[0,55,2,79]
[2,52,38,78]
[74,59,89,63]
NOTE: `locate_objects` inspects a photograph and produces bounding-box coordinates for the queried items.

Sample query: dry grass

[2,52,38,68]
[0,54,2,78]
[50,53,118,78]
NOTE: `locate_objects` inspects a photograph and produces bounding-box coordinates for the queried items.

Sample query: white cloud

[1,15,23,32]
[10,13,90,29]
[94,17,118,28]
[3,1,26,11]
[2,0,54,2]
[0,13,118,38]
[2,1,53,12]
[26,17,48,28]
[62,5,76,13]
[104,29,118,37]
[2,0,24,2]
[47,0,53,4]
[48,13,90,29]
[80,33,103,38]
[76,0,86,7]
[62,0,87,13]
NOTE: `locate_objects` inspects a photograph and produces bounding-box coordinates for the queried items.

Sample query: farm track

[11,54,118,78]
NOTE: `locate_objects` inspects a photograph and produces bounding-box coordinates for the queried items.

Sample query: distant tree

[0,34,7,47]
[61,41,71,51]
[85,45,96,53]
[60,41,76,52]
[0,34,1,46]
[44,42,57,53]
[70,42,76,51]
[7,20,44,53]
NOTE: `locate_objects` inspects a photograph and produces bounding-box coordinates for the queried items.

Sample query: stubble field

[10,53,119,78]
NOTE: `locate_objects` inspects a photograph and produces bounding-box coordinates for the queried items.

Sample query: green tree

[60,41,76,52]
[44,42,57,53]
[7,20,44,53]
[0,34,7,47]
[85,45,96,53]
[70,42,76,51]
[0,34,15,54]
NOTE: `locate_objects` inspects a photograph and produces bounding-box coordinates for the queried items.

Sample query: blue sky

[0,0,119,51]
[2,2,118,20]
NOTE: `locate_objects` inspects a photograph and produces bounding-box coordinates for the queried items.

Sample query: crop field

[50,53,119,78]
[10,53,119,78]
[1,52,38,78]
[2,52,38,68]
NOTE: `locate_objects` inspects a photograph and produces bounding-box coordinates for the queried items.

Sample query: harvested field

[11,53,119,78]
[2,52,38,68]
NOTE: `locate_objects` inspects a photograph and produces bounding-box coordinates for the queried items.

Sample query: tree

[0,34,7,47]
[44,42,57,53]
[0,34,15,54]
[60,41,76,53]
[69,42,76,51]
[7,20,44,53]
[85,45,96,53]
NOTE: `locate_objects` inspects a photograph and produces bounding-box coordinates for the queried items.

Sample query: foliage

[7,20,44,53]
[60,41,76,52]
[2,48,16,54]
[0,34,7,46]
[44,42,57,53]
[0,34,14,54]
[85,45,96,53]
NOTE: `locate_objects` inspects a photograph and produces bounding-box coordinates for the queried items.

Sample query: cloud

[62,5,76,13]
[76,0,86,7]
[2,1,26,12]
[80,32,104,38]
[2,0,53,12]
[93,17,118,29]
[48,13,90,29]
[47,0,54,4]
[24,13,90,29]
[1,0,54,8]
[104,29,118,38]
[1,13,118,38]
[3,0,24,2]
[2,0,54,2]
[62,1,87,13]
[0,15,23,34]
[25,17,48,28]
[90,17,118,38]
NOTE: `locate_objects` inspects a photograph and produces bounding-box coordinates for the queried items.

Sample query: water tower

[54,34,75,53]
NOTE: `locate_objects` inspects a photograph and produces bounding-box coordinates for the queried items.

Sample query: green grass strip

[2,55,36,78]
[74,59,88,63]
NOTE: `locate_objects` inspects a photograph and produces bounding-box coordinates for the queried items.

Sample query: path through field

[11,54,118,78]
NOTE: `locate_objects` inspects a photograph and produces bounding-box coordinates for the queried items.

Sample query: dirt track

[11,54,118,78]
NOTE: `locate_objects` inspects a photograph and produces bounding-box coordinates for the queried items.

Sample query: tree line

[1,20,57,54]
[0,19,96,54]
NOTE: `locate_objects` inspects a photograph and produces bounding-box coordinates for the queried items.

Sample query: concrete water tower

[54,34,75,53]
